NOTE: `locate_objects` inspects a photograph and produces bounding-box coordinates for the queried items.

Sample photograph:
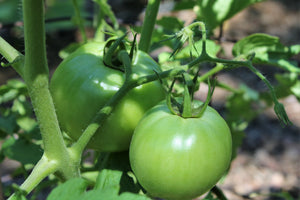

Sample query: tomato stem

[20,0,81,193]
[71,0,88,43]
[182,74,193,118]
[22,0,73,162]
[245,62,292,125]
[7,155,59,200]
[70,85,130,155]
[139,0,161,52]
[211,186,228,200]
[0,37,24,78]
[118,50,133,82]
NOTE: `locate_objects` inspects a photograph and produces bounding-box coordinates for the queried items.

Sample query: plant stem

[72,0,87,43]
[139,0,161,52]
[22,0,68,161]
[22,0,81,179]
[8,155,59,200]
[94,7,106,42]
[211,186,228,200]
[198,64,224,82]
[0,36,24,78]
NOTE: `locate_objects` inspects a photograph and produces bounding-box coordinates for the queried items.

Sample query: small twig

[211,186,228,200]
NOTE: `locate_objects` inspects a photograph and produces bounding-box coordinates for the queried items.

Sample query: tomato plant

[0,0,298,199]
[129,100,232,200]
[50,42,165,151]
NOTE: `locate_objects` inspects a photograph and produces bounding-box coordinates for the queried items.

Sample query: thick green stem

[22,0,80,179]
[139,0,161,52]
[0,36,24,78]
[23,0,68,161]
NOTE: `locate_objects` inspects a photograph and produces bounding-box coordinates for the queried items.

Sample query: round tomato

[129,100,232,200]
[50,42,165,152]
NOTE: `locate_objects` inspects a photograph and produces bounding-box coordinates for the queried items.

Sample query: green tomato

[50,42,165,152]
[129,100,232,200]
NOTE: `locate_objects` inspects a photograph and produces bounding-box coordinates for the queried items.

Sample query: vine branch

[139,0,161,52]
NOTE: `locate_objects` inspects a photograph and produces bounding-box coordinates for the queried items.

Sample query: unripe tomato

[129,100,232,200]
[50,42,165,152]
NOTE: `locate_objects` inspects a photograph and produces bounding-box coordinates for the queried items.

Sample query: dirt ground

[0,0,299,199]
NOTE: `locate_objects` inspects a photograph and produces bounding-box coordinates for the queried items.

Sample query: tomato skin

[129,100,232,200]
[50,42,165,152]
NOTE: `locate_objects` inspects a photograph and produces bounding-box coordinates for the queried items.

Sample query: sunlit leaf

[195,0,263,31]
[233,33,300,73]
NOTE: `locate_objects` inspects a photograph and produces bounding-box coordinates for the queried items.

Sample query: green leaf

[80,188,150,200]
[95,152,141,194]
[175,39,221,59]
[156,16,184,32]
[233,33,300,73]
[12,95,33,116]
[0,79,27,104]
[273,73,300,100]
[0,114,17,135]
[1,137,43,165]
[0,87,19,104]
[47,175,151,200]
[16,117,37,132]
[195,0,263,31]
[0,0,21,24]
[173,0,195,10]
[47,178,89,200]
[225,84,260,123]
[291,81,300,99]
[95,169,122,194]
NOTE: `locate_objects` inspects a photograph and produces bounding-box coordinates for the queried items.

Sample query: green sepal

[181,73,193,118]
[129,33,138,61]
[194,78,216,118]
[166,80,179,116]
[103,34,128,71]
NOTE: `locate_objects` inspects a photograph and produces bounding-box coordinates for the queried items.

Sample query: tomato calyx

[166,72,216,118]
[103,33,138,73]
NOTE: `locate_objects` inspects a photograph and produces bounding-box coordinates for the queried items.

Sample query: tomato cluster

[51,42,232,200]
